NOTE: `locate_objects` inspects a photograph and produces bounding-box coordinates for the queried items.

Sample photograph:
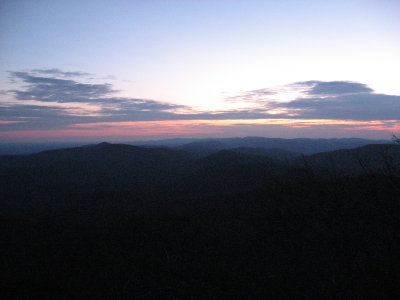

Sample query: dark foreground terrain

[1,138,400,299]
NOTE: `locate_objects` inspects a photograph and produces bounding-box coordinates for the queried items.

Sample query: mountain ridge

[0,136,389,155]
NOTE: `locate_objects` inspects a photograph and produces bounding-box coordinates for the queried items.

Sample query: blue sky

[1,0,399,141]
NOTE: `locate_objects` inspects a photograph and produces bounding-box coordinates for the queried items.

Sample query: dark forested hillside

[1,141,399,299]
[303,143,400,175]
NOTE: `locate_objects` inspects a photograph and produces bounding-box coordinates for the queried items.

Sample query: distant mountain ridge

[1,141,398,208]
[0,137,389,155]
[175,137,389,155]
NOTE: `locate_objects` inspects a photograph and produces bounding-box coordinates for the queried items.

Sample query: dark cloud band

[297,80,374,96]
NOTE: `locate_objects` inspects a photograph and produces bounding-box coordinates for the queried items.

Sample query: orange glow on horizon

[0,121,25,124]
[1,119,398,139]
[70,118,397,129]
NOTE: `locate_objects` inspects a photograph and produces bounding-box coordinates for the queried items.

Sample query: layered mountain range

[1,138,399,299]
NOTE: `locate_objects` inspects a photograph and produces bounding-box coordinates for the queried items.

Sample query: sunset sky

[1,0,399,142]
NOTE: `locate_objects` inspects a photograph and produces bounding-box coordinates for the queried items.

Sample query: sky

[0,0,399,142]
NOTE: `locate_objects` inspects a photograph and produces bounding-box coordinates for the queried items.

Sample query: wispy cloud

[2,69,287,131]
[228,81,400,121]
[9,71,115,102]
[275,93,400,121]
[30,68,93,78]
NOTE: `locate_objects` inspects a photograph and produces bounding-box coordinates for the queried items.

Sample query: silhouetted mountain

[2,141,398,219]
[0,143,288,217]
[1,141,397,201]
[1,140,400,299]
[199,149,276,166]
[302,143,400,175]
[0,143,194,216]
[129,137,199,147]
[231,147,301,161]
[0,142,87,155]
[173,150,282,198]
[0,142,192,173]
[0,137,388,155]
